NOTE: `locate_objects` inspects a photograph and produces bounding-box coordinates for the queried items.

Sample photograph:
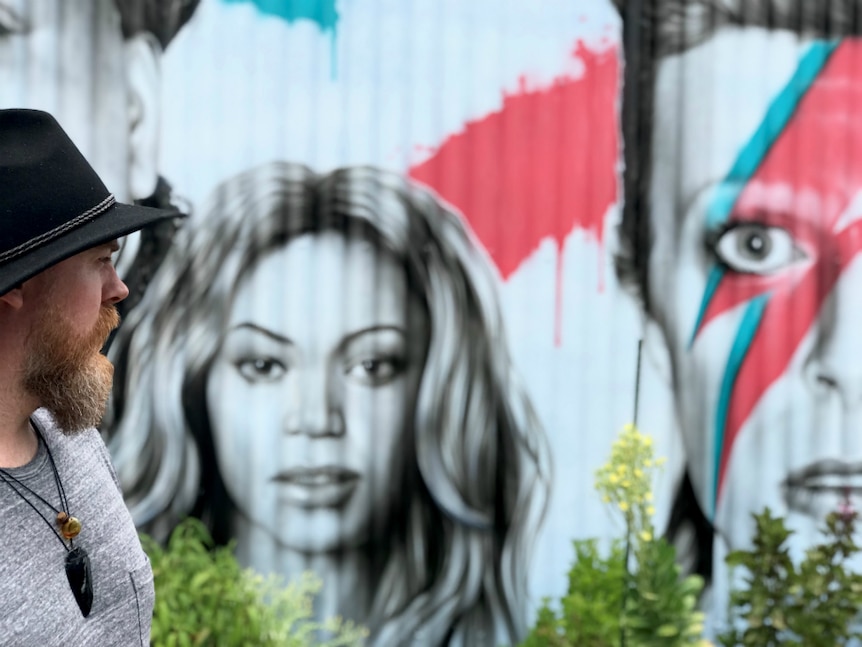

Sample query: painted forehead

[719,40,862,229]
[1,0,121,32]
[652,27,816,221]
[227,233,412,329]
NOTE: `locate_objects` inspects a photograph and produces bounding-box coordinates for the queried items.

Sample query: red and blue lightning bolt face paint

[649,30,862,552]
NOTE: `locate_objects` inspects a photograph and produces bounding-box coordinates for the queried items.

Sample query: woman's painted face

[206,232,428,552]
[649,28,862,554]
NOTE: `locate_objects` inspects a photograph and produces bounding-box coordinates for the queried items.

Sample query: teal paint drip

[222,0,340,76]
[706,40,839,229]
[711,293,769,518]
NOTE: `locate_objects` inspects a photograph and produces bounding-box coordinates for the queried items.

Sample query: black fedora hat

[0,109,184,296]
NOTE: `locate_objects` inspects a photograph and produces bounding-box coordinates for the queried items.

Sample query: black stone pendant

[65,546,93,617]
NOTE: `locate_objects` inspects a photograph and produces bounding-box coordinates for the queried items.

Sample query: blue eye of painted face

[713,223,805,275]
[234,357,287,382]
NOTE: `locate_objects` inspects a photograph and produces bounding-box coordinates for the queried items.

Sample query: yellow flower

[634,468,644,478]
[639,530,652,542]
[647,506,656,516]
[602,496,611,503]
[619,502,629,512]
[645,491,653,502]
[621,480,631,488]
[609,473,619,484]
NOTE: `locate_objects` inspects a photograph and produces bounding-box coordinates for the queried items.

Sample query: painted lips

[271,466,360,508]
[783,460,862,516]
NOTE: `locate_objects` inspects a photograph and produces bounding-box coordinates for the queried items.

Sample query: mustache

[92,305,120,349]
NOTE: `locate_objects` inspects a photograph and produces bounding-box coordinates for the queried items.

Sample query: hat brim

[0,201,182,296]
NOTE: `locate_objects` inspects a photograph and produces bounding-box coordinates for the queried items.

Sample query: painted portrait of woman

[103,161,551,646]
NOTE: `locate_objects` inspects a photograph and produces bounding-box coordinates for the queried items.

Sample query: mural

[614,0,862,630]
[16,0,862,643]
[105,161,551,645]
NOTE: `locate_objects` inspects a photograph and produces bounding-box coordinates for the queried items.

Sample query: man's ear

[124,32,162,202]
[0,286,24,310]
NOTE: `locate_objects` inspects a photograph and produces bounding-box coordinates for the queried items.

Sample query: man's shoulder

[32,408,123,493]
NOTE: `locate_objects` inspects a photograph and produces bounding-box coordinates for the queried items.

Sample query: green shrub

[140,518,368,646]
[521,424,706,647]
[718,505,862,647]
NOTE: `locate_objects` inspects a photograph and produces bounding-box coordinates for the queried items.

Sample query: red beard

[23,305,120,434]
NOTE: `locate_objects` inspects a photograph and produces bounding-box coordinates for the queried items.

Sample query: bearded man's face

[23,304,120,433]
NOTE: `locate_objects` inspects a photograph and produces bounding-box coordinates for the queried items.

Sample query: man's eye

[234,357,286,382]
[713,223,806,275]
[346,356,405,385]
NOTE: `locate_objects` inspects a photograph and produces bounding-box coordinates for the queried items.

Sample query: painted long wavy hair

[104,161,551,646]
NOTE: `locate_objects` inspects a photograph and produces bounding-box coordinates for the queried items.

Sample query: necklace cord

[0,419,75,550]
[0,471,68,551]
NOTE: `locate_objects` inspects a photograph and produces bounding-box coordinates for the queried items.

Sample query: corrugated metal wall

[8,0,860,643]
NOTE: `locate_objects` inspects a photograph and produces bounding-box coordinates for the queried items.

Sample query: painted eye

[346,356,405,385]
[234,357,286,382]
[0,6,27,36]
[713,224,805,274]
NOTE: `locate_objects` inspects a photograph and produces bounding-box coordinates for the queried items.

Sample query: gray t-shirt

[0,409,154,646]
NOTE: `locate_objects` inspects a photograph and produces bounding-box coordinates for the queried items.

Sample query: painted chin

[271,466,361,509]
[783,460,862,518]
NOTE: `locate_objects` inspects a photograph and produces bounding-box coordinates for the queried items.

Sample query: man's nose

[103,268,130,305]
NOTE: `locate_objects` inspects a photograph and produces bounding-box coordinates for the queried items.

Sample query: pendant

[61,516,82,539]
[65,546,93,617]
[57,512,82,539]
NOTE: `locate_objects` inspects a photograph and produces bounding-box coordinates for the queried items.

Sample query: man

[612,0,862,602]
[0,109,181,643]
[1,0,199,315]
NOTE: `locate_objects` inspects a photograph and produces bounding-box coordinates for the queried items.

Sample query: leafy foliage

[141,518,368,647]
[521,424,707,647]
[521,539,627,647]
[718,504,862,647]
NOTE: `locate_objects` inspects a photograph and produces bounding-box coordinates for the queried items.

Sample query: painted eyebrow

[227,323,293,344]
[226,323,406,347]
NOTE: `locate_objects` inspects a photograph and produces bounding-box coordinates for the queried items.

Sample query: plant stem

[633,339,643,427]
[621,527,631,647]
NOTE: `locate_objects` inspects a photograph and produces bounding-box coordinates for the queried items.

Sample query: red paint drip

[692,41,862,499]
[409,41,619,346]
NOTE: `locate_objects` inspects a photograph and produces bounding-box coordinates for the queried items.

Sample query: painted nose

[284,367,345,437]
[805,254,862,408]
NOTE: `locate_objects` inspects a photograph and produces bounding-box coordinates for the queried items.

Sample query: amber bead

[61,517,82,539]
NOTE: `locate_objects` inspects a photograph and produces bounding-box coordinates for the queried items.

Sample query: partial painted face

[0,0,131,200]
[649,28,862,551]
[206,232,428,553]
